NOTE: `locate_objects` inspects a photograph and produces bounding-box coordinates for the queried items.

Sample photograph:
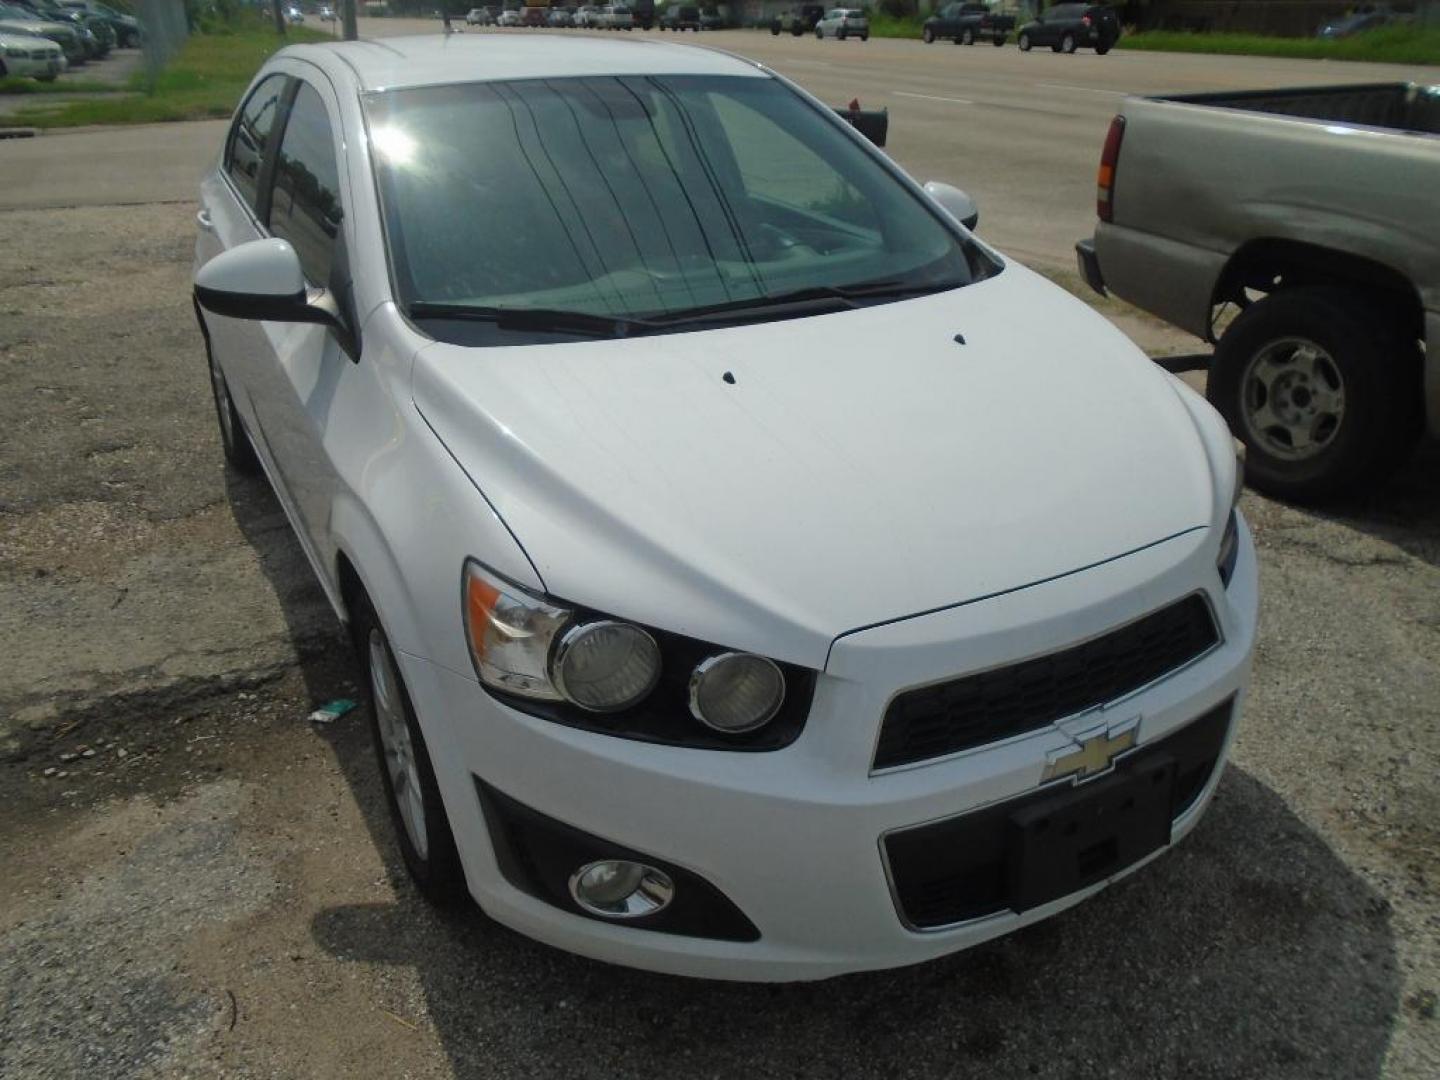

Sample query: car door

[249,74,353,570]
[198,71,290,431]
[1031,6,1055,44]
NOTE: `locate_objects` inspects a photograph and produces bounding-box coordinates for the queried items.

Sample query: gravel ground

[0,203,1437,1079]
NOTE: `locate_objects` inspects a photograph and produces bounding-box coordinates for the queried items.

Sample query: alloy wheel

[1240,338,1347,461]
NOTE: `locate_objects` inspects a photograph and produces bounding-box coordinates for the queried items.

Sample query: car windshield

[366,75,992,333]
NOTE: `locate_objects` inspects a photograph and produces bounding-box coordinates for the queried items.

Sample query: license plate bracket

[1005,755,1177,913]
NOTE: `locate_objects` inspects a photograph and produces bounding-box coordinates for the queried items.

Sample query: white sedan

[0,30,62,80]
[193,34,1256,981]
[495,7,521,25]
[815,7,868,39]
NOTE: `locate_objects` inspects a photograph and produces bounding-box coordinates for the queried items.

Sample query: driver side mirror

[194,238,358,360]
[923,181,979,231]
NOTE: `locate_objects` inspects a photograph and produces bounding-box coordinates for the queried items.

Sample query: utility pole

[342,0,358,40]
[273,0,287,36]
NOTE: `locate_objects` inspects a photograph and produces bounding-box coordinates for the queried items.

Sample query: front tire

[1018,31,1031,50]
[922,25,934,43]
[1207,288,1422,502]
[204,344,259,474]
[961,27,975,44]
[356,597,468,906]
[1060,31,1076,52]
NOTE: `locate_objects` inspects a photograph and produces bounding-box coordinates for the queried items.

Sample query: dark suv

[771,3,824,34]
[1017,3,1120,54]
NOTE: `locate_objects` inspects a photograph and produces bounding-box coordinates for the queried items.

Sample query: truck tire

[1207,288,1422,502]
[1018,31,1031,50]
[355,594,469,907]
[922,25,934,42]
[1058,32,1076,52]
[961,27,975,44]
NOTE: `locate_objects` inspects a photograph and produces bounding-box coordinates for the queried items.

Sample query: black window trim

[223,73,298,231]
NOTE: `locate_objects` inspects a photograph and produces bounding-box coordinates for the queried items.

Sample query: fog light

[569,860,674,919]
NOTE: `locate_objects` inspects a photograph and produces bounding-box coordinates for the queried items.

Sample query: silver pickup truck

[1076,83,1439,501]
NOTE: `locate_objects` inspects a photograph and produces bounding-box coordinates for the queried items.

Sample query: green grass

[0,77,123,96]
[11,23,329,128]
[865,14,926,40]
[1118,25,1440,65]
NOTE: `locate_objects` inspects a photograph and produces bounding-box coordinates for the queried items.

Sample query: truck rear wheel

[1018,32,1031,50]
[1207,288,1422,502]
[961,27,975,44]
[922,25,934,43]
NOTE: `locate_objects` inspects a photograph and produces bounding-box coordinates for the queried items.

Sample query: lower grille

[883,699,1233,930]
[874,594,1220,769]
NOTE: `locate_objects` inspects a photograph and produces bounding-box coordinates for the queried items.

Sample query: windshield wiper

[640,279,968,327]
[408,279,967,339]
[408,302,660,338]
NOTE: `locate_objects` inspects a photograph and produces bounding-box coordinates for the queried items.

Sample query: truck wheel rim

[1240,337,1346,462]
[370,629,428,859]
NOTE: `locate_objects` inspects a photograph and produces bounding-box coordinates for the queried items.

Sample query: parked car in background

[696,5,724,27]
[1017,3,1119,53]
[630,0,654,28]
[320,5,337,21]
[1316,9,1390,37]
[194,32,1255,982]
[284,5,304,24]
[658,3,699,29]
[923,2,1013,45]
[814,7,867,38]
[770,3,823,34]
[546,6,572,24]
[21,0,103,57]
[0,3,83,65]
[600,4,634,27]
[522,4,547,24]
[56,0,138,46]
[1077,81,1439,500]
[496,7,522,24]
[0,28,62,79]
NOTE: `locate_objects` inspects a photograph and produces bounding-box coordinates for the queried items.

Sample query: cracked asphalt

[1,138,1439,1080]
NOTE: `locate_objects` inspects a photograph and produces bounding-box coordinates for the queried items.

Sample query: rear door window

[226,74,289,213]
[266,81,344,287]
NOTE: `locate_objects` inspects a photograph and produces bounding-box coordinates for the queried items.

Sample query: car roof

[279,33,767,93]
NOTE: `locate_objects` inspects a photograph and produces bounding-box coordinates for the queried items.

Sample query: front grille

[873,594,1220,769]
[884,699,1233,930]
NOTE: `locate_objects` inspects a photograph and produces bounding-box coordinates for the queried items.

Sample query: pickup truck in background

[1077,83,1440,501]
[922,2,1015,46]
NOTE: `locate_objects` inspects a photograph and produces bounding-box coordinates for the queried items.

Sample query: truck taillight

[1082,14,1092,24]
[1096,114,1126,223]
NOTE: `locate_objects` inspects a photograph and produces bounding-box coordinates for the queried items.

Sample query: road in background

[6,25,1437,270]
[358,22,1440,270]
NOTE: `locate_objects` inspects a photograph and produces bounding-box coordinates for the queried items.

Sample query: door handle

[196,207,214,232]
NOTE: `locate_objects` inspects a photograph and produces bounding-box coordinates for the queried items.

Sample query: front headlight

[1217,448,1244,587]
[462,559,813,749]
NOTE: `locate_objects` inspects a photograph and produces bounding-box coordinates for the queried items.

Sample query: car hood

[411,261,1215,669]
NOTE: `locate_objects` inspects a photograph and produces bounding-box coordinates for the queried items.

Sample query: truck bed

[1157,82,1440,137]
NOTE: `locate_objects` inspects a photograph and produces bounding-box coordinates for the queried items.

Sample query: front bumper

[401,522,1258,980]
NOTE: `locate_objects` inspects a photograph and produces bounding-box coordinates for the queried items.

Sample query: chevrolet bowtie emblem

[1042,716,1139,783]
